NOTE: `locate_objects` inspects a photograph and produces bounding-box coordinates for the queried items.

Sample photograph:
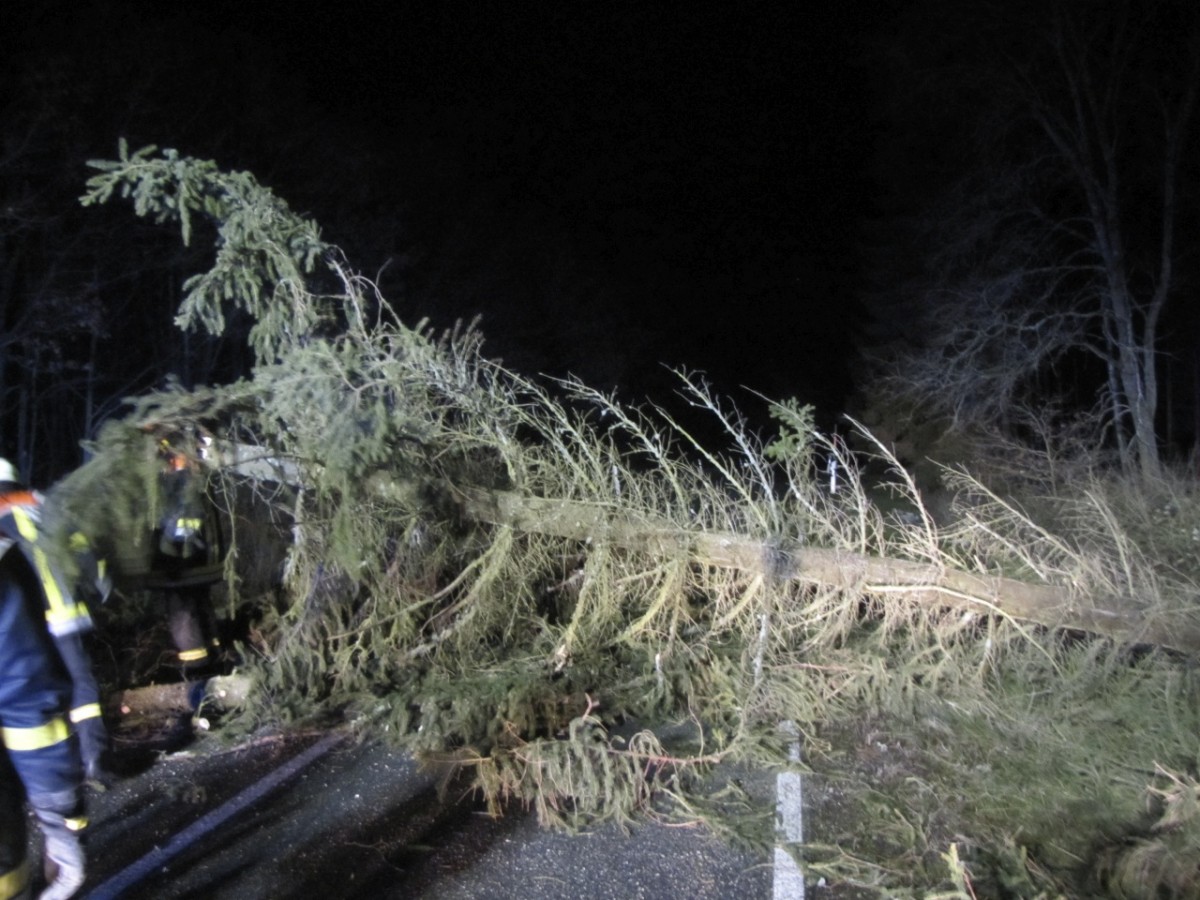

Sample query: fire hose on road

[85,732,345,899]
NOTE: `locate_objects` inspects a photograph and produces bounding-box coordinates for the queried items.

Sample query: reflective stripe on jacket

[0,496,93,639]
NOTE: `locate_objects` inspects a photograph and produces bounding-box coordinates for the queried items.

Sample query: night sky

[4,3,883,431]
[269,4,880,410]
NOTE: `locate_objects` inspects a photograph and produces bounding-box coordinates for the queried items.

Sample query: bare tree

[869,0,1200,478]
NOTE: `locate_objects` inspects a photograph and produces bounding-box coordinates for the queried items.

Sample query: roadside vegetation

[50,144,1200,899]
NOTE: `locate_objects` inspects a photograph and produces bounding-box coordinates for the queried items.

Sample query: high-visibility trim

[0,716,70,752]
[65,816,89,832]
[0,858,30,900]
[34,539,82,626]
[70,702,103,723]
[10,507,92,636]
[11,507,36,540]
[179,646,210,663]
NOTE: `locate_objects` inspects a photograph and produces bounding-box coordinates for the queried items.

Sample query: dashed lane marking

[774,720,804,900]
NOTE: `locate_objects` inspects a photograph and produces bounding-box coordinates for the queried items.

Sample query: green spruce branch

[81,139,333,363]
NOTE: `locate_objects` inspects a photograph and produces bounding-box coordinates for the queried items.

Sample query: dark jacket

[0,491,94,639]
[0,490,108,769]
[0,540,83,810]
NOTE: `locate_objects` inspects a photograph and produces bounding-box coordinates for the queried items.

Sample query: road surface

[66,729,781,899]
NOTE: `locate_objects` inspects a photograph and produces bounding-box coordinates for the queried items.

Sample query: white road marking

[774,720,805,900]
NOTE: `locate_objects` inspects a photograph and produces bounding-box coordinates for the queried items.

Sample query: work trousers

[166,585,220,676]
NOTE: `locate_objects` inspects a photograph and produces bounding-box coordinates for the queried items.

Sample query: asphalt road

[67,730,776,899]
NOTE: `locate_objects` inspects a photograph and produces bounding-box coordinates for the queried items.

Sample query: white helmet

[0,458,16,483]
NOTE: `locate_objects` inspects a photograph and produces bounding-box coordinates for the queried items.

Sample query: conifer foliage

[60,144,1200,897]
[82,139,333,364]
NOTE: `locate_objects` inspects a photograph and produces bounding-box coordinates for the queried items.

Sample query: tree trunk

[457,487,1200,655]
[109,674,252,717]
[227,448,1200,656]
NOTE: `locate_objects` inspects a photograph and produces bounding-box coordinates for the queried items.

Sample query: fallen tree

[455,487,1200,654]
[213,431,1200,657]
[50,144,1200,897]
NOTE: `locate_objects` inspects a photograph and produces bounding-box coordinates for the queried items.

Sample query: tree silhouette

[866,0,1200,476]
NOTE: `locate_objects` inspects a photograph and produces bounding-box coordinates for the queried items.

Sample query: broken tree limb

[455,487,1200,655]
[110,674,254,717]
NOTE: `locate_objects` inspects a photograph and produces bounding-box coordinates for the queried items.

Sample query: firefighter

[1,523,88,899]
[151,437,223,691]
[0,461,111,787]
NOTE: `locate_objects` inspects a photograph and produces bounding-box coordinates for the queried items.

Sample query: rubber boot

[32,806,85,900]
